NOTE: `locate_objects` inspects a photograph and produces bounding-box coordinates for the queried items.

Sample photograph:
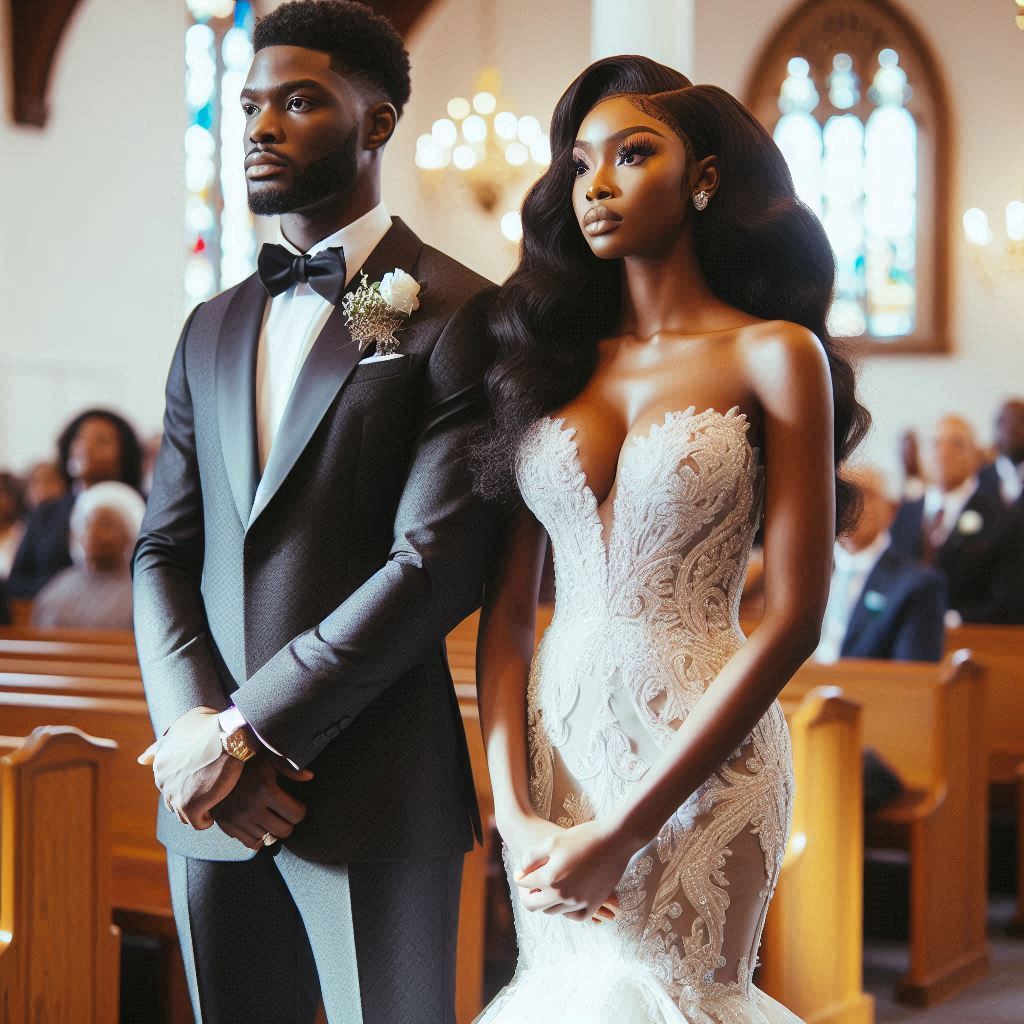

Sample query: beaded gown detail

[476,407,802,1024]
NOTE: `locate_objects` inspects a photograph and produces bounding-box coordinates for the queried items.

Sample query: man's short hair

[253,1,411,117]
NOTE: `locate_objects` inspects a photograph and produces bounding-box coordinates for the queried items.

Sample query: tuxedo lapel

[215,273,266,526]
[247,218,424,529]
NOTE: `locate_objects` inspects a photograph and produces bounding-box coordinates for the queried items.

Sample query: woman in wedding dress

[471,56,869,1024]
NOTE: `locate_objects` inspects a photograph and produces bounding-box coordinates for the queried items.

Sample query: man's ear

[366,101,398,150]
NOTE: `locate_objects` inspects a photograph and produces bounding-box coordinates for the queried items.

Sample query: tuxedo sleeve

[232,285,500,767]
[132,304,229,736]
[891,572,946,661]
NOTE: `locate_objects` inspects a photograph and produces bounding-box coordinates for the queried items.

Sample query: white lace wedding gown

[476,407,803,1024]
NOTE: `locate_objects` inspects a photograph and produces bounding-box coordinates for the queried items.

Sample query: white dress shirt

[921,474,979,547]
[219,203,391,763]
[814,530,891,663]
[254,201,392,477]
[994,455,1024,506]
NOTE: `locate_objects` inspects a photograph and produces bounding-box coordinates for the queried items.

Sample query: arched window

[184,1,259,307]
[746,0,951,352]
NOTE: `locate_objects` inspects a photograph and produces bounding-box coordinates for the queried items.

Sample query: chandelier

[415,68,551,242]
[962,199,1024,285]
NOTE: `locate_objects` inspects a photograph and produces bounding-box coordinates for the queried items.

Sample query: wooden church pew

[0,637,139,665]
[762,687,873,1024]
[945,624,1024,933]
[0,725,121,1022]
[783,651,988,1006]
[0,625,136,646]
[0,656,141,680]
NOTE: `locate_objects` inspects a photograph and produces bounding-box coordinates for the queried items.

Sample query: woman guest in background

[31,481,146,630]
[7,408,143,600]
[0,473,27,579]
[473,55,868,1023]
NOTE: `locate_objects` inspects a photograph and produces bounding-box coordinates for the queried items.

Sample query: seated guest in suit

[7,409,142,599]
[890,414,1013,624]
[31,482,146,630]
[0,473,26,579]
[978,397,1024,510]
[0,577,9,626]
[816,466,946,663]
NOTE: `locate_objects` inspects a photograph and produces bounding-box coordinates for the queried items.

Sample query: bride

[472,56,869,1023]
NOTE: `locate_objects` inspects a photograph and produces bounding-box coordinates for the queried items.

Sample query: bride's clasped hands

[505,813,633,923]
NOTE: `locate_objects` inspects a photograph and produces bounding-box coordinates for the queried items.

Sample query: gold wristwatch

[221,725,256,762]
[218,706,257,762]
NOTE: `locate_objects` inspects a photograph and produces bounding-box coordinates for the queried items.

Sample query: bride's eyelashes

[616,134,659,165]
[571,135,660,177]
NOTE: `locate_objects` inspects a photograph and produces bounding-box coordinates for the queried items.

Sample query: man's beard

[247,127,359,216]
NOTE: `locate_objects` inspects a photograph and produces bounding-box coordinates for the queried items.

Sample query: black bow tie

[257,243,348,305]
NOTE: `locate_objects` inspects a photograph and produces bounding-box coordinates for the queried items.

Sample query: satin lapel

[216,273,266,526]
[247,219,425,529]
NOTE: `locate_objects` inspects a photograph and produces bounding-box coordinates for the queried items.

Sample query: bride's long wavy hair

[473,55,870,533]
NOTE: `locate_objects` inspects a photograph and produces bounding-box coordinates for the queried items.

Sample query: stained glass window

[185,1,257,306]
[773,48,918,339]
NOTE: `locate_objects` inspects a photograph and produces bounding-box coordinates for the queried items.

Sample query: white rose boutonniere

[342,268,422,358]
[957,509,984,536]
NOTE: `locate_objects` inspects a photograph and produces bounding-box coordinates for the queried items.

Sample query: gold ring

[261,832,277,847]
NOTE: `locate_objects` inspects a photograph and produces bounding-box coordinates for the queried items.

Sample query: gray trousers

[167,846,463,1024]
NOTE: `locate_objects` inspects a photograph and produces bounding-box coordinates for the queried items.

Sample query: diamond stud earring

[693,190,709,211]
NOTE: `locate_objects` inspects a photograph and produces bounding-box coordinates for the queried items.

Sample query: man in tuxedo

[978,397,1024,509]
[134,4,498,1021]
[890,415,1017,624]
[816,466,946,663]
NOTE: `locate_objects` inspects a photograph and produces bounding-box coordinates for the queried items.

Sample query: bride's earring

[693,190,709,211]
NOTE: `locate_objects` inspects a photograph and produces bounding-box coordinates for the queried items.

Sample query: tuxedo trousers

[167,846,463,1024]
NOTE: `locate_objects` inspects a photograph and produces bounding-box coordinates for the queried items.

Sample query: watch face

[226,729,255,761]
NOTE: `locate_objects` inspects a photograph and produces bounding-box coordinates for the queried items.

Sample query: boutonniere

[342,268,422,358]
[956,509,984,535]
[863,589,887,613]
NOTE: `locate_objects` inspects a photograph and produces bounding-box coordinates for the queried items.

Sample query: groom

[134,3,497,1021]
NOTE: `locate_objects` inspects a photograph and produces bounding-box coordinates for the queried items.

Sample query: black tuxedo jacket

[839,546,946,661]
[977,460,1024,511]
[133,218,500,862]
[889,486,1018,623]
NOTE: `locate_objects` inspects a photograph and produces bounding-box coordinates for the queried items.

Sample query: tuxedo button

[337,716,351,727]
[325,725,340,739]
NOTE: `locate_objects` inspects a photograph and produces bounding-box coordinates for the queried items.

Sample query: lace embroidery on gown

[476,407,803,1024]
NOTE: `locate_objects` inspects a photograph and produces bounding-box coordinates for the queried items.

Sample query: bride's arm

[476,502,549,844]
[517,324,837,918]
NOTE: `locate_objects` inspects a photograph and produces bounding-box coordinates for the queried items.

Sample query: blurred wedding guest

[890,414,1015,624]
[978,397,1024,510]
[23,461,67,510]
[815,466,946,663]
[899,428,926,501]
[30,482,146,630]
[7,409,143,599]
[0,473,27,579]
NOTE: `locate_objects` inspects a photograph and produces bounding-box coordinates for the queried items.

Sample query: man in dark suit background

[816,466,946,663]
[978,397,1024,510]
[134,5,498,1022]
[889,415,1017,625]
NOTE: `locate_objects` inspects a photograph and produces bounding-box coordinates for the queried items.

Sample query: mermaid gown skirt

[476,408,804,1024]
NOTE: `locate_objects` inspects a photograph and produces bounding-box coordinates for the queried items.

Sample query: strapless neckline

[539,405,756,562]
